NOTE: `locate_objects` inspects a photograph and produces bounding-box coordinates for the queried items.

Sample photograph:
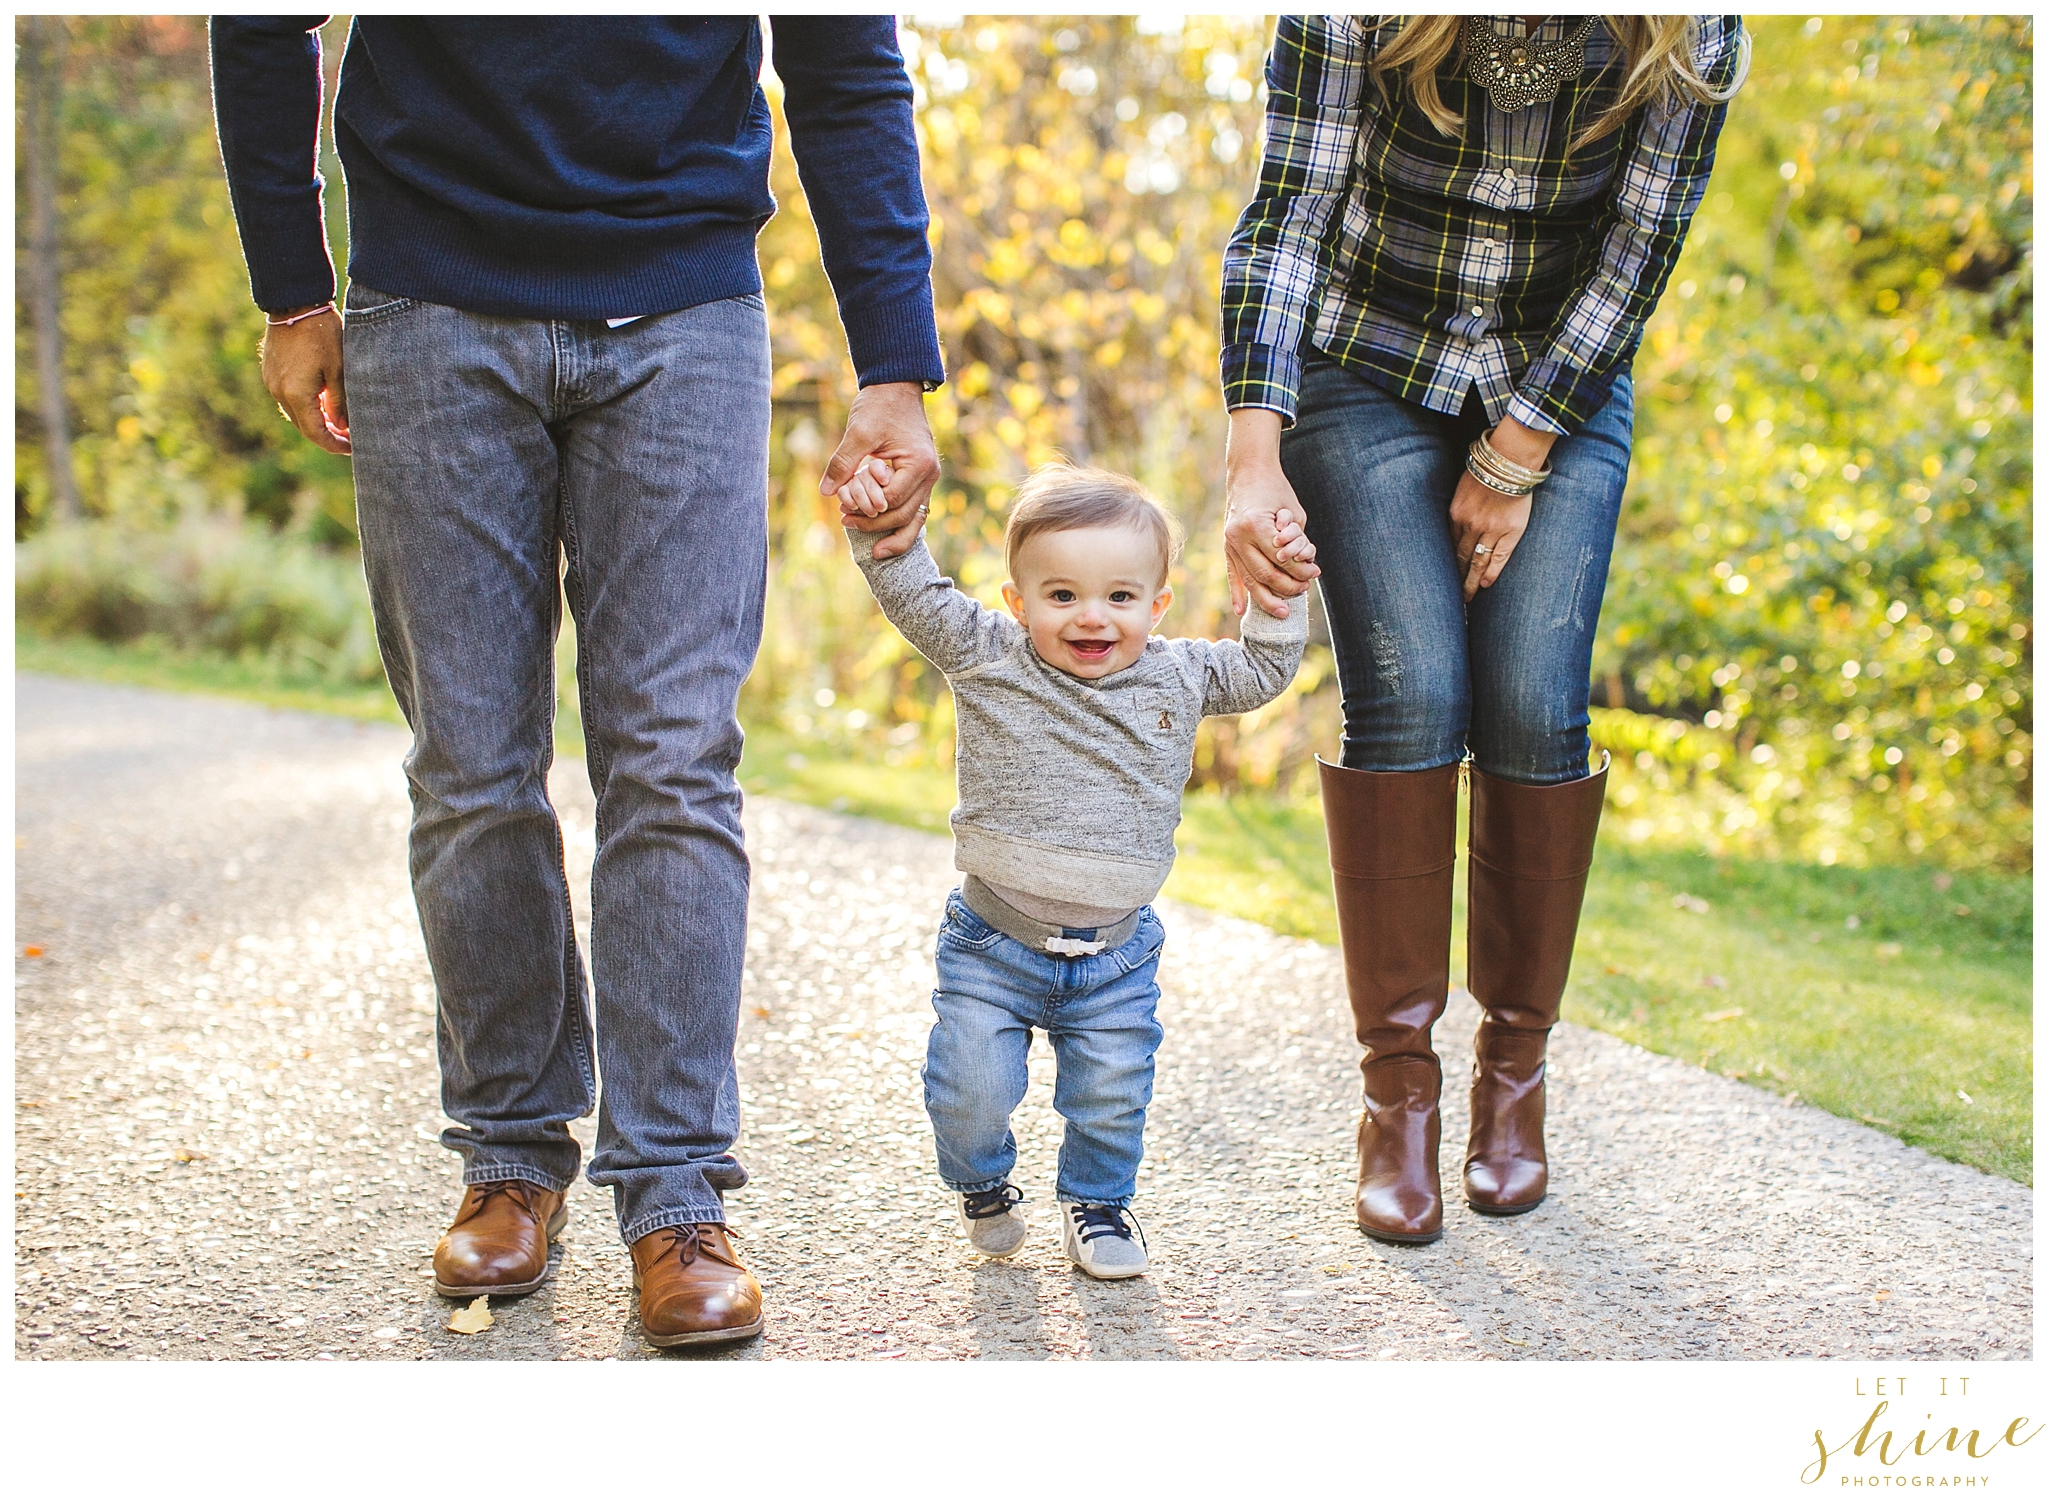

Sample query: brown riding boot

[1319,756,1460,1246]
[432,1179,569,1297]
[1463,755,1608,1216]
[631,1222,765,1348]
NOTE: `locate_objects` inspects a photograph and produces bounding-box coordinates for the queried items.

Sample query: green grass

[19,628,2032,1184]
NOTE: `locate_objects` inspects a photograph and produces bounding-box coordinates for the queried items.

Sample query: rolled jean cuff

[1055,1192,1134,1208]
[942,1174,1015,1196]
[620,1205,728,1245]
[462,1161,576,1194]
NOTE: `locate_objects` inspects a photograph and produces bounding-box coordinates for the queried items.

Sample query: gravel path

[14,674,2032,1361]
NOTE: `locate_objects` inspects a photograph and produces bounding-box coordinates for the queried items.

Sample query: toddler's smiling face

[1001,524,1172,680]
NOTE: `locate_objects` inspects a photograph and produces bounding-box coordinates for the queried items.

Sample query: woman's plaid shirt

[1221,15,1745,435]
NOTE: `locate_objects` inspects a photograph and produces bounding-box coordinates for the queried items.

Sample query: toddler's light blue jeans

[923,890,1165,1208]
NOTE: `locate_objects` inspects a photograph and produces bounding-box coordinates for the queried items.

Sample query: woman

[1219,17,1747,1244]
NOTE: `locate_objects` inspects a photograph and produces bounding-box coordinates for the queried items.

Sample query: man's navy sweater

[209,15,943,388]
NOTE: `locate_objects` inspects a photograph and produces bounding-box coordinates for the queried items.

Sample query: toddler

[840,462,1307,1277]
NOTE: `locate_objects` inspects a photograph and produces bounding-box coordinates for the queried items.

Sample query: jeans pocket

[343,282,418,324]
[938,898,1005,951]
[1109,909,1166,974]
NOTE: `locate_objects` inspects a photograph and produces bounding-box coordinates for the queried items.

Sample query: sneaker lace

[1071,1203,1146,1250]
[962,1183,1026,1221]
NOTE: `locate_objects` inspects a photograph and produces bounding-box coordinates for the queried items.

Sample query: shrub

[14,515,383,683]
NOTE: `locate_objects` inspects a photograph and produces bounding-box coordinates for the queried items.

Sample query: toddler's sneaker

[958,1183,1029,1257]
[1058,1202,1149,1279]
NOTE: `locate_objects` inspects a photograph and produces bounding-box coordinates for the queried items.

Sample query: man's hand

[1224,407,1320,618]
[821,381,940,559]
[260,306,350,454]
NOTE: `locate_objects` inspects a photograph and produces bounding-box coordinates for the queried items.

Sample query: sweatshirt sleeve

[848,528,1015,676]
[768,17,945,390]
[1178,601,1308,718]
[208,16,338,313]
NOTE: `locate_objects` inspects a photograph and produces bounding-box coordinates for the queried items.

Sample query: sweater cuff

[840,290,945,390]
[238,201,338,313]
[1240,597,1311,643]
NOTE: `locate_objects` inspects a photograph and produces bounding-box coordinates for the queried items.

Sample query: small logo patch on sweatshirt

[1157,711,1173,730]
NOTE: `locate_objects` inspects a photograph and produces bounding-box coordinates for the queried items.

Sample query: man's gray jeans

[344,281,769,1243]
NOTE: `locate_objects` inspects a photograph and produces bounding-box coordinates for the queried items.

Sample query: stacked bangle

[1465,429,1552,497]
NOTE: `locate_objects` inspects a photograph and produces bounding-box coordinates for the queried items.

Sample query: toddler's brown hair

[1002,463,1183,583]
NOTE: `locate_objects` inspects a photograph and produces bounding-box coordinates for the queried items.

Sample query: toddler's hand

[837,457,892,521]
[1234,507,1316,614]
[1271,513,1316,567]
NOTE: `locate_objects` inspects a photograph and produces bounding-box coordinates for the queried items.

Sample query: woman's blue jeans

[1282,358,1633,785]
[923,892,1166,1208]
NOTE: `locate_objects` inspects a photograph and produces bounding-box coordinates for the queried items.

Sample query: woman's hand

[1448,475,1532,602]
[1450,413,1557,602]
[1224,408,1321,618]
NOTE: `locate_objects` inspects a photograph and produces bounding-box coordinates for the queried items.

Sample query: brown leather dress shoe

[631,1222,765,1348]
[432,1180,569,1298]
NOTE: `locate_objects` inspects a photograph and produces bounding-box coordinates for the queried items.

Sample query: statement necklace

[1463,16,1597,112]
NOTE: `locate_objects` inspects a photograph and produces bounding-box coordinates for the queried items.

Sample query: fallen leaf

[1859,1112,1898,1127]
[446,1296,494,1335]
[22,945,44,958]
[1956,1089,1974,1106]
[1874,1289,1892,1302]
[172,1147,208,1162]
[1703,1008,1744,1023]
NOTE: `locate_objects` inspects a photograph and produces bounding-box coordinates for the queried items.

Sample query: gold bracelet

[1465,447,1537,497]
[1474,428,1552,487]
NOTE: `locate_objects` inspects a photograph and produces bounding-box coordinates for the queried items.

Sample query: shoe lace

[655,1222,743,1269]
[1071,1203,1146,1250]
[962,1183,1026,1221]
[464,1180,542,1224]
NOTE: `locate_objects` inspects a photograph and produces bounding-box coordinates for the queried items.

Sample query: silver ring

[1472,543,1493,556]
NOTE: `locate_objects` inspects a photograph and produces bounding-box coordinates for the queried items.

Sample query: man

[209,15,942,1347]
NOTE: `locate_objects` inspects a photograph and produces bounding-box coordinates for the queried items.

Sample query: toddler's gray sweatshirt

[849,529,1307,911]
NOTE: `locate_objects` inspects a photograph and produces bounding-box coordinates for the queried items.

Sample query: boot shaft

[1318,757,1459,1063]
[1465,756,1609,1033]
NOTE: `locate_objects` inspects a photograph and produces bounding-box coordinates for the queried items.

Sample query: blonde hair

[1003,463,1183,583]
[1369,16,1749,151]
